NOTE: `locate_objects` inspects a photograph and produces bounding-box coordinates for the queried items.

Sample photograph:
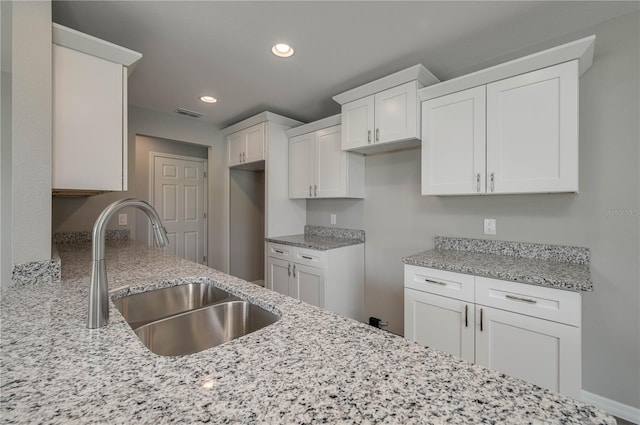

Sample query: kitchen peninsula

[1,240,614,424]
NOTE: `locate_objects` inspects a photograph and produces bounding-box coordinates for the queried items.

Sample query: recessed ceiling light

[271,43,294,58]
[200,96,217,103]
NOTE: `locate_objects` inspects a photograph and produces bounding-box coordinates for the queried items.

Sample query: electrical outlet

[330,214,337,225]
[118,213,127,226]
[484,218,496,235]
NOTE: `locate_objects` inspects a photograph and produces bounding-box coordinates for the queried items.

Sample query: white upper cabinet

[486,62,578,194]
[422,86,486,195]
[227,123,265,167]
[287,116,364,199]
[341,96,374,150]
[334,65,439,155]
[374,81,419,144]
[289,132,315,198]
[419,35,595,196]
[422,61,578,196]
[52,24,141,192]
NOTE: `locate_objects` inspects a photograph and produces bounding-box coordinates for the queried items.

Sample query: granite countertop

[266,225,365,251]
[403,237,593,292]
[1,241,613,424]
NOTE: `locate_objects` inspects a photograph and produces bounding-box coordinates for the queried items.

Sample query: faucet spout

[88,198,168,329]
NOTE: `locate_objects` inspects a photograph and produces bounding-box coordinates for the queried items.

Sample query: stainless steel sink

[134,301,279,356]
[112,284,279,356]
[113,283,238,329]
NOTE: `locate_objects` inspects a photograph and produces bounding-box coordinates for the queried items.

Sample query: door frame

[149,151,208,265]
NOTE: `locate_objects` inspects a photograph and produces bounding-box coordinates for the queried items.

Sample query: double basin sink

[113,283,279,356]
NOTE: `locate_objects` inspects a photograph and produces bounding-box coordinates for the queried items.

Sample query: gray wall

[53,105,227,271]
[229,169,265,282]
[133,134,208,245]
[307,12,639,409]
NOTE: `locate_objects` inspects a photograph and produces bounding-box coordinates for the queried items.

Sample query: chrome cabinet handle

[274,249,284,254]
[293,264,296,278]
[239,153,242,162]
[367,130,372,144]
[375,128,380,142]
[476,173,481,192]
[301,255,312,260]
[424,278,446,286]
[314,185,317,197]
[288,263,291,277]
[309,185,312,197]
[480,308,484,332]
[490,172,495,192]
[506,294,537,304]
[465,304,468,327]
[243,152,246,162]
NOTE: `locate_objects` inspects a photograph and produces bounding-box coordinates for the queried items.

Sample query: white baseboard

[582,390,640,424]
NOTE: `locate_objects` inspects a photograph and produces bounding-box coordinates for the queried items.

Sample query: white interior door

[153,154,206,264]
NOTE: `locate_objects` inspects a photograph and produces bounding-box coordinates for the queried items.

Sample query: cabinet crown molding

[286,114,341,138]
[419,35,595,102]
[222,111,303,135]
[333,64,439,105]
[52,23,142,74]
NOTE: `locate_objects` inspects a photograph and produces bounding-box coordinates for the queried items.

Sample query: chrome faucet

[88,198,169,329]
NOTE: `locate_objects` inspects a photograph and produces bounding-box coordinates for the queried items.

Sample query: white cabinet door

[244,123,265,164]
[227,131,244,167]
[375,81,418,145]
[267,257,291,296]
[404,288,475,362]
[475,305,581,399]
[53,44,124,190]
[486,60,579,194]
[315,125,346,198]
[289,132,315,199]
[341,96,374,150]
[421,86,486,195]
[294,263,325,308]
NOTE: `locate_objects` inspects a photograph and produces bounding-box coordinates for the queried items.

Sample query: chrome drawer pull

[301,255,313,260]
[274,249,284,254]
[424,278,447,286]
[506,294,537,304]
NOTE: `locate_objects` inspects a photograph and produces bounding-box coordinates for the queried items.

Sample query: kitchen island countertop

[1,240,614,424]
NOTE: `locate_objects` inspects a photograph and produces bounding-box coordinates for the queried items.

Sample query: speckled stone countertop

[403,237,593,292]
[266,225,365,250]
[1,241,613,424]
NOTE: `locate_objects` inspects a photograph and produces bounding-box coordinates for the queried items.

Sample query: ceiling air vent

[176,108,203,118]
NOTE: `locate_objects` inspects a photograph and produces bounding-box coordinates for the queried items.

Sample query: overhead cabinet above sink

[52,24,142,193]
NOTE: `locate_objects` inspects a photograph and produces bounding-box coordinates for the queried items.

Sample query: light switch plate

[330,214,337,225]
[484,218,496,235]
[118,213,127,226]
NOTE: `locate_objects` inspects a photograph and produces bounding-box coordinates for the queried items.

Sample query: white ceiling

[52,1,638,129]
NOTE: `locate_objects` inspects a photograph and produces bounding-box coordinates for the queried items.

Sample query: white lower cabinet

[475,305,581,397]
[267,242,364,321]
[404,264,582,399]
[405,288,475,362]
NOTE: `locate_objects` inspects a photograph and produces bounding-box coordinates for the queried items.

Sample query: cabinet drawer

[294,247,326,269]
[267,243,294,261]
[404,265,474,303]
[475,277,581,326]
